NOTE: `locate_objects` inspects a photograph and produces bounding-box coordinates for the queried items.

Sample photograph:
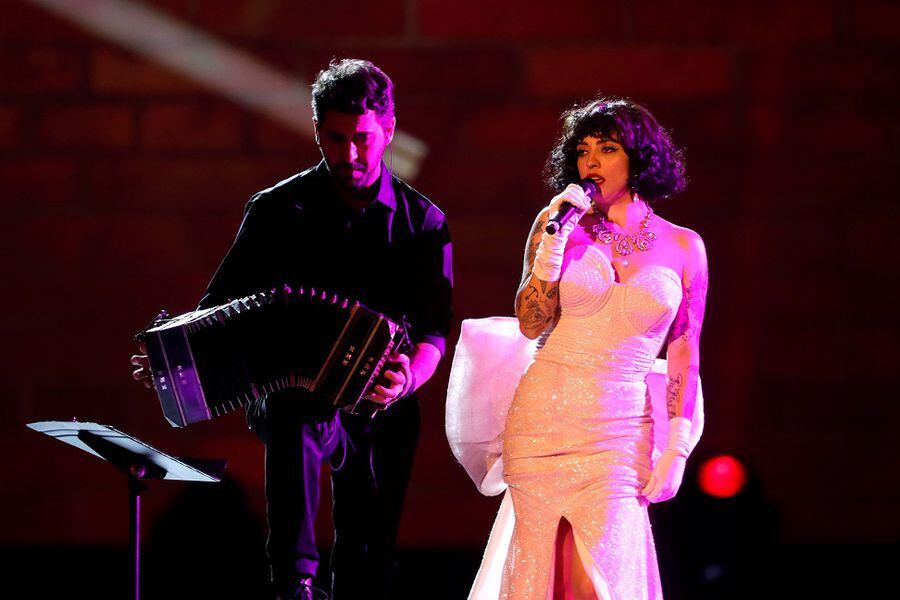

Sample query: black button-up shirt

[198,160,453,355]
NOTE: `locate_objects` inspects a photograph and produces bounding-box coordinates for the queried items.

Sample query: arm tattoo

[517,284,557,328]
[518,285,548,326]
[520,227,544,288]
[666,373,682,418]
[516,212,561,334]
[670,267,709,344]
[666,365,700,419]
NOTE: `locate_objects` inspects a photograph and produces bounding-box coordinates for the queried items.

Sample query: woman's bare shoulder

[654,215,707,273]
[656,215,705,252]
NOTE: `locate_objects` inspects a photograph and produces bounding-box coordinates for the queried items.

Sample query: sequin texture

[501,244,682,599]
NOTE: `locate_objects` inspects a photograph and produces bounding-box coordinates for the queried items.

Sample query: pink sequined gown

[501,243,683,599]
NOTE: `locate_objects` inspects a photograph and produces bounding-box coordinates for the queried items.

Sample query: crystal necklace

[590,200,658,267]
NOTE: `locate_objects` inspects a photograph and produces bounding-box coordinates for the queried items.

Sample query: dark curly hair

[311,58,395,125]
[544,97,686,201]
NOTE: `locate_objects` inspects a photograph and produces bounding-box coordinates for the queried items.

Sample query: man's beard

[334,161,371,189]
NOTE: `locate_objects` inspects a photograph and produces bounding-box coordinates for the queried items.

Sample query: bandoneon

[140,285,408,427]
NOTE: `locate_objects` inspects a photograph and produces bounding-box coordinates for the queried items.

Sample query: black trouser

[252,392,420,599]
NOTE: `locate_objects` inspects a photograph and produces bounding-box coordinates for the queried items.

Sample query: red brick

[108,270,210,325]
[8,216,188,276]
[106,216,192,266]
[0,46,83,95]
[141,102,244,151]
[191,433,265,494]
[745,104,782,147]
[145,0,406,39]
[0,217,78,282]
[658,157,741,217]
[0,331,68,385]
[239,42,312,79]
[852,1,900,40]
[461,105,562,151]
[743,49,790,101]
[85,157,311,213]
[0,159,81,209]
[664,100,739,155]
[845,217,900,279]
[304,47,520,97]
[452,259,523,317]
[0,2,91,42]
[416,150,549,215]
[393,98,470,153]
[36,104,136,150]
[752,324,848,382]
[736,156,850,215]
[632,0,835,44]
[784,46,900,97]
[252,116,311,152]
[181,214,251,270]
[845,327,900,381]
[450,213,531,264]
[419,0,624,40]
[0,435,96,541]
[525,46,734,99]
[784,100,896,155]
[0,106,24,151]
[401,474,499,546]
[91,48,205,95]
[755,276,847,325]
[0,210,202,333]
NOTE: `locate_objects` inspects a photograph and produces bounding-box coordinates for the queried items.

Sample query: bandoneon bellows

[139,285,408,427]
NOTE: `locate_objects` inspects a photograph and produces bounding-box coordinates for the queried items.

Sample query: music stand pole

[129,475,146,600]
[27,421,226,600]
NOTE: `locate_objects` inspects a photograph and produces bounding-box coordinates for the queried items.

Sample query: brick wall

[2,0,898,550]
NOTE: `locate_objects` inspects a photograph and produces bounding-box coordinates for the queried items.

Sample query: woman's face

[575,133,631,203]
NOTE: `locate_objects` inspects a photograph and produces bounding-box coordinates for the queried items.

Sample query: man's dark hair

[544,96,686,201]
[311,58,395,125]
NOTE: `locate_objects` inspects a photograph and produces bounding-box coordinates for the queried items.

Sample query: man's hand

[130,342,154,390]
[366,352,412,409]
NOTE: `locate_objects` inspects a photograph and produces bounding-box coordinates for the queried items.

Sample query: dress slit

[551,517,612,600]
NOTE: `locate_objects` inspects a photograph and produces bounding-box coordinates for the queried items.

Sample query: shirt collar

[315,160,397,212]
[372,162,397,211]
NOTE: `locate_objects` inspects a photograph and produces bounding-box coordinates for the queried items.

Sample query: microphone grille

[580,178,598,196]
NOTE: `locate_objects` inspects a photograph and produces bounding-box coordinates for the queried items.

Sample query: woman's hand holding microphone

[532,184,593,282]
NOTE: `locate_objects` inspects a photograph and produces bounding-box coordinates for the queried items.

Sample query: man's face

[315,109,395,191]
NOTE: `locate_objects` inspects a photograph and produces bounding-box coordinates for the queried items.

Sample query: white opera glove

[532,184,593,282]
[642,416,692,503]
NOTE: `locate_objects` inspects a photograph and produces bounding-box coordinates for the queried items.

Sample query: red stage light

[698,455,747,498]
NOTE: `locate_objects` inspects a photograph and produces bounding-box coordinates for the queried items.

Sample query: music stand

[27,420,227,600]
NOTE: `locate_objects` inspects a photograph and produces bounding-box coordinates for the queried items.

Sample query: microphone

[545,179,599,235]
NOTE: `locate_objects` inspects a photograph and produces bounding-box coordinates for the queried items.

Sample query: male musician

[132,59,452,600]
